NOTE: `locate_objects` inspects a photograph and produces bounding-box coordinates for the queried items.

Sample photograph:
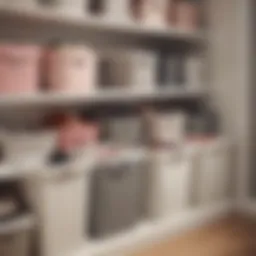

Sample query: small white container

[39,0,85,16]
[147,149,191,219]
[25,157,94,256]
[150,111,186,146]
[196,139,231,205]
[2,131,57,167]
[103,0,130,23]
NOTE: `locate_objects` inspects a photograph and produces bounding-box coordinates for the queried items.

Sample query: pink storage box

[47,45,97,94]
[0,45,41,94]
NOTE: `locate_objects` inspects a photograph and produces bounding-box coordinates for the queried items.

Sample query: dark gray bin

[89,161,145,238]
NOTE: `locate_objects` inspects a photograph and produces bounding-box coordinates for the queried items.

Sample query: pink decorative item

[57,116,98,153]
[176,1,199,30]
[47,45,96,94]
[0,45,41,94]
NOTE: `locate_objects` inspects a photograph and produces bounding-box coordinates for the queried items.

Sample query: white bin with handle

[195,138,231,205]
[25,156,94,256]
[147,149,192,219]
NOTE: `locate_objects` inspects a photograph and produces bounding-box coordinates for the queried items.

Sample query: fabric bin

[196,139,231,205]
[0,226,32,256]
[47,45,96,94]
[89,160,143,238]
[0,45,41,94]
[38,0,85,16]
[147,149,191,219]
[24,158,92,256]
[98,50,132,89]
[2,130,57,167]
[157,53,186,87]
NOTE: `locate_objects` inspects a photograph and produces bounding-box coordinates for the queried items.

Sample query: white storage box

[25,157,94,256]
[103,0,130,23]
[147,149,191,219]
[38,0,85,16]
[2,131,57,167]
[195,139,231,205]
[150,111,186,146]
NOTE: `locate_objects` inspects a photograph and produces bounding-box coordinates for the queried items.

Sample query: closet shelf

[0,214,35,235]
[0,88,205,108]
[0,5,205,42]
[73,202,233,256]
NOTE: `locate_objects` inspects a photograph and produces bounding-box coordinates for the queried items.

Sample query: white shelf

[72,202,233,256]
[0,88,205,108]
[0,5,204,42]
[0,214,35,235]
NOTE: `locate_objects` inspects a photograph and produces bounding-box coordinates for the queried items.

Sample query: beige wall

[207,0,251,206]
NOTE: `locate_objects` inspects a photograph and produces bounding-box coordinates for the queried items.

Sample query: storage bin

[98,49,156,92]
[147,149,191,219]
[195,139,231,205]
[103,0,130,23]
[47,45,96,94]
[0,45,41,94]
[130,50,157,92]
[38,0,85,16]
[130,0,167,27]
[157,53,186,87]
[103,116,143,147]
[89,160,144,238]
[25,158,92,256]
[2,130,57,167]
[0,226,32,256]
[149,111,186,147]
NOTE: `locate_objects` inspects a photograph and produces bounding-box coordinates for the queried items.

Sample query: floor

[129,215,256,256]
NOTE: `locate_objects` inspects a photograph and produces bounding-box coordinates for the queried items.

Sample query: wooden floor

[129,215,256,256]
